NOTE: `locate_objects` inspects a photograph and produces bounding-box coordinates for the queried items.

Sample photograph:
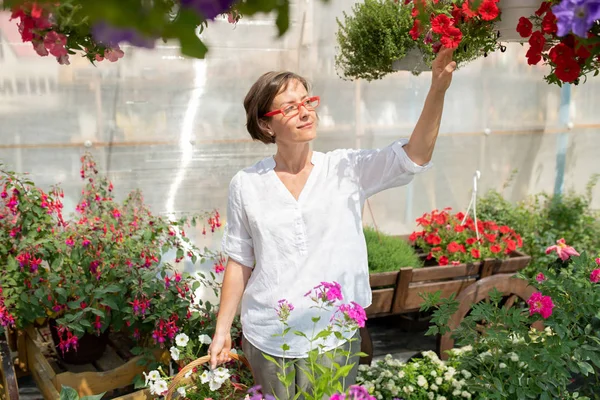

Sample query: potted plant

[335,0,502,81]
[364,227,423,274]
[517,0,600,85]
[0,154,221,365]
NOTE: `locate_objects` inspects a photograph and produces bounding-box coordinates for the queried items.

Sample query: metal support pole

[553,83,571,195]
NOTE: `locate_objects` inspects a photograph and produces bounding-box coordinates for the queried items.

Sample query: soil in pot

[49,319,109,365]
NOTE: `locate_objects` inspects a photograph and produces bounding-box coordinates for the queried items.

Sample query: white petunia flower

[198,334,212,345]
[175,333,190,347]
[209,379,224,391]
[184,370,193,379]
[508,352,519,362]
[461,370,472,379]
[145,370,160,385]
[200,370,211,384]
[151,380,168,396]
[170,346,180,361]
[177,387,186,398]
[499,363,507,369]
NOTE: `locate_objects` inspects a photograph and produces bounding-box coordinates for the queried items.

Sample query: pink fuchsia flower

[545,238,580,261]
[275,299,294,323]
[43,31,68,57]
[536,273,546,283]
[590,269,600,283]
[104,47,124,62]
[527,292,555,319]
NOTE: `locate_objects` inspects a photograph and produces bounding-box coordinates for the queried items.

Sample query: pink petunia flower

[536,273,546,283]
[590,269,600,283]
[545,238,580,261]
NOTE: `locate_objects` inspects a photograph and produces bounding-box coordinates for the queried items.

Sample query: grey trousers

[242,330,362,400]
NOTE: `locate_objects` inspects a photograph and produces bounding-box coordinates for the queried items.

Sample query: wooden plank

[15,329,28,373]
[0,335,19,400]
[493,254,531,274]
[369,271,398,287]
[391,268,413,314]
[403,279,477,310]
[365,289,394,316]
[62,363,97,373]
[411,263,481,282]
[26,331,60,400]
[94,343,126,372]
[54,350,167,397]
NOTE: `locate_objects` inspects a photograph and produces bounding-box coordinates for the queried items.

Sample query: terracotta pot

[495,0,540,42]
[49,319,109,365]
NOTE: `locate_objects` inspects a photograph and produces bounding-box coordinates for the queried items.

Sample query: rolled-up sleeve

[221,173,255,268]
[352,138,432,198]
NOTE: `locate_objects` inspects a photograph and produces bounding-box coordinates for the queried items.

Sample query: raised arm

[403,47,456,166]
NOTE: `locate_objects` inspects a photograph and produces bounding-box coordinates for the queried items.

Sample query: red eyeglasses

[263,96,320,118]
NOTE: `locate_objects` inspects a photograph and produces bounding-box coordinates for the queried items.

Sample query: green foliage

[3,0,327,62]
[364,226,423,273]
[423,251,600,399]
[60,386,105,400]
[335,0,416,81]
[478,172,600,276]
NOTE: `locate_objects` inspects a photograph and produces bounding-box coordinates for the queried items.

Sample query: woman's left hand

[431,47,457,94]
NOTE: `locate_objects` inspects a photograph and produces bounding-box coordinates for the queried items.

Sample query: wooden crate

[22,326,167,400]
[366,249,531,317]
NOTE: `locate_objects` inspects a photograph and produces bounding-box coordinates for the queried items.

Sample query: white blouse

[221,139,430,357]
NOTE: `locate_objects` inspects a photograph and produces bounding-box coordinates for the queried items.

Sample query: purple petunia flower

[180,0,237,20]
[552,0,600,38]
[92,21,156,48]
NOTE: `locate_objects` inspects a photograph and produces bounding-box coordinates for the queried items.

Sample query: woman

[208,47,457,397]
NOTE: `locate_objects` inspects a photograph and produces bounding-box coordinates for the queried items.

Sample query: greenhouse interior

[1,0,600,399]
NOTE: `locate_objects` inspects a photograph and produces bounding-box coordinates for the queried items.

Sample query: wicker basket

[165,353,253,400]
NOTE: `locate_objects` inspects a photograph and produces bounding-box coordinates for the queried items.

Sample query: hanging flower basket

[495,0,542,42]
[392,48,431,73]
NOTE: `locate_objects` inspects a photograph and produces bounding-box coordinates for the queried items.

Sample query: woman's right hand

[208,331,232,369]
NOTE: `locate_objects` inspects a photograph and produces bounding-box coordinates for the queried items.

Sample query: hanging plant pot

[495,0,540,42]
[392,48,431,73]
[49,319,109,365]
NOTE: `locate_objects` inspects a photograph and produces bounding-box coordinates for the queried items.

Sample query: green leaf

[102,284,122,293]
[332,364,355,381]
[577,361,594,376]
[59,386,80,400]
[275,1,289,37]
[100,298,119,311]
[79,319,92,328]
[262,353,282,369]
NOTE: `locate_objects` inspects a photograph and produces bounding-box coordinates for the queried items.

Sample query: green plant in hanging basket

[335,0,416,81]
[335,0,502,81]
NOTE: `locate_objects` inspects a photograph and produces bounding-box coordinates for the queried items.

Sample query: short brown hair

[244,71,310,144]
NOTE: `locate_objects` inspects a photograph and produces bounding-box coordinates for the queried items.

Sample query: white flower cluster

[356,352,474,399]
[200,367,232,391]
[144,370,169,396]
